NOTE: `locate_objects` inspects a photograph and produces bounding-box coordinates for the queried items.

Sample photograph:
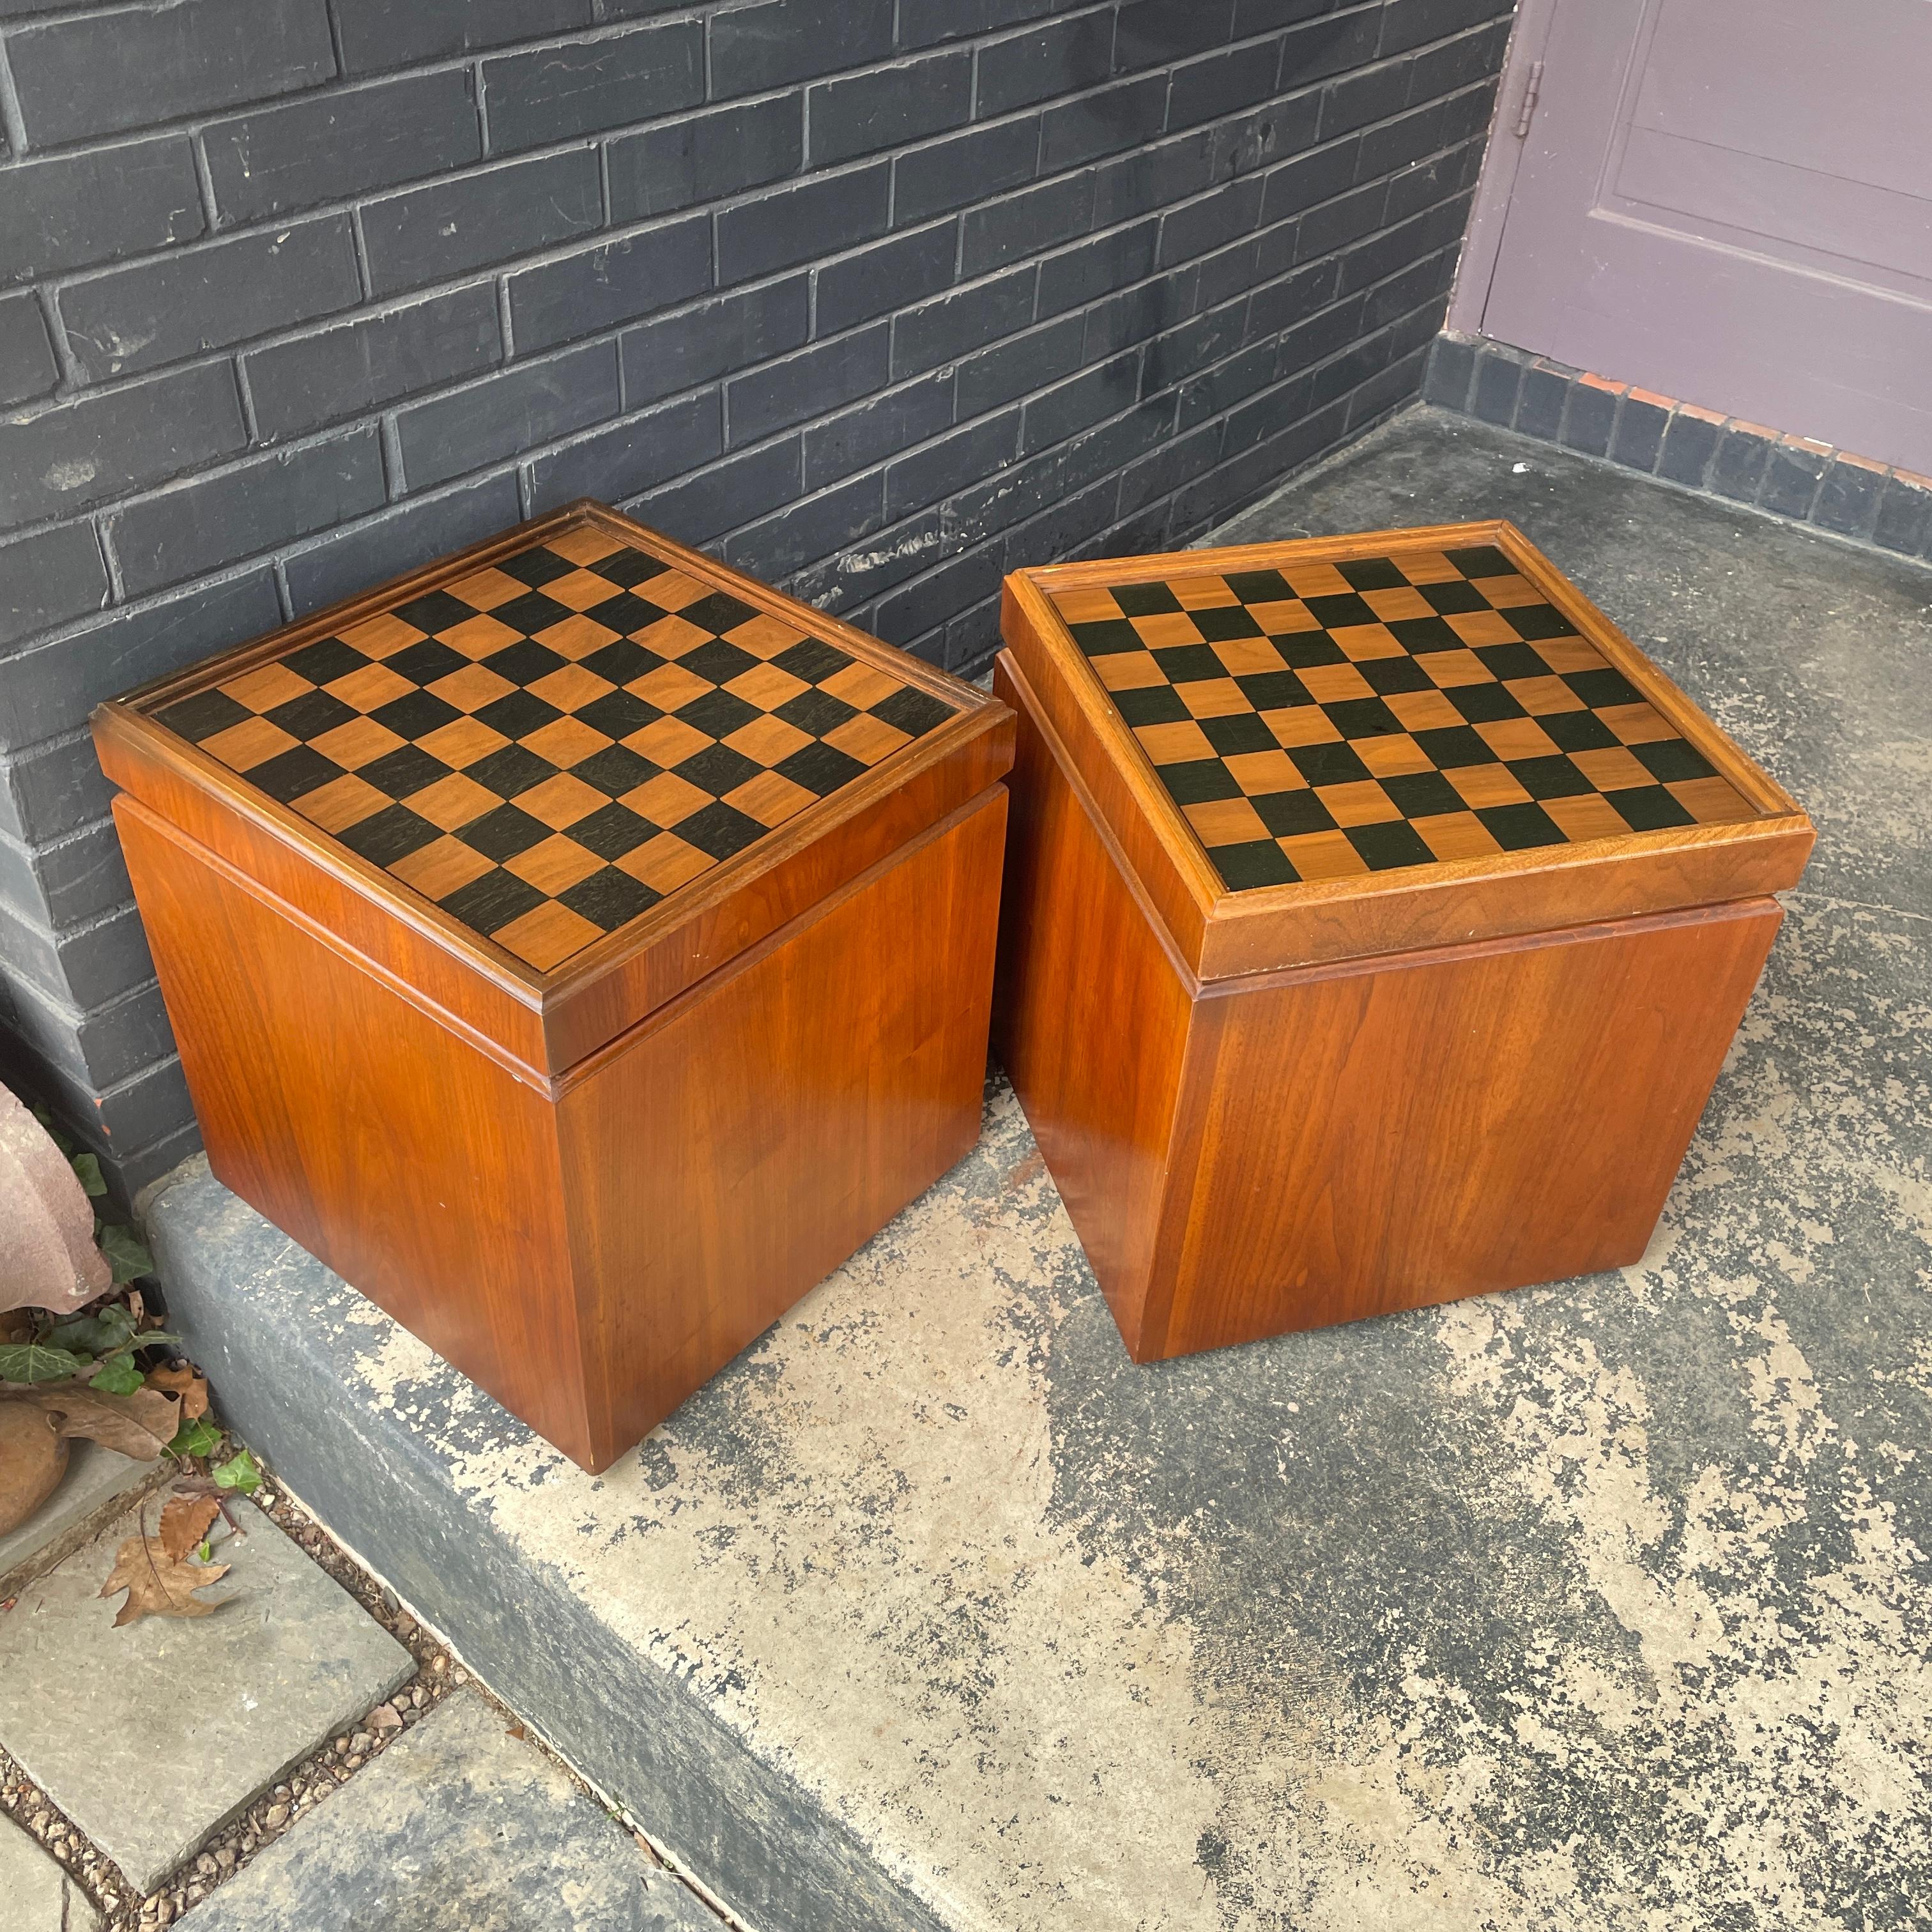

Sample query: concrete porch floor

[146,409,1932,1930]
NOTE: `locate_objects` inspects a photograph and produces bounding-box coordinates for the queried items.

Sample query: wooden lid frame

[95,500,1013,1077]
[1001,519,1813,981]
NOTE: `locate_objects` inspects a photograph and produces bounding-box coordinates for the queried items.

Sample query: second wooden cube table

[994,521,1812,1363]
[95,502,1013,1471]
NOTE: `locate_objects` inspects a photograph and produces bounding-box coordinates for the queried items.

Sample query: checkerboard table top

[140,512,963,973]
[1027,528,1788,895]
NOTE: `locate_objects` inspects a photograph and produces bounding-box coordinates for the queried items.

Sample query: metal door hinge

[1514,60,1544,138]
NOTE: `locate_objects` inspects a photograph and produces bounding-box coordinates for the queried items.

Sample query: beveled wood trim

[113,792,555,1092]
[1004,518,1813,979]
[94,498,1014,1060]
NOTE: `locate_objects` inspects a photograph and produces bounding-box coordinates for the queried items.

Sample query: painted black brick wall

[0,0,1514,1196]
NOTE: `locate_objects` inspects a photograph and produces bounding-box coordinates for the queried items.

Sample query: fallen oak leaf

[158,1493,221,1561]
[100,1531,230,1626]
[6,1380,180,1459]
[148,1363,209,1420]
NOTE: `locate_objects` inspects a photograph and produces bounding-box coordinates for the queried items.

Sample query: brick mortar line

[1,163,1475,685]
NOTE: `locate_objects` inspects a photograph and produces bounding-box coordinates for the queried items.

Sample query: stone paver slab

[0,1498,411,1892]
[0,1809,102,1932]
[0,1440,165,1600]
[176,1690,715,1931]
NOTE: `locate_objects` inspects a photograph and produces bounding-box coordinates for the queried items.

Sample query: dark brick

[1811,458,1886,541]
[1759,440,1828,519]
[363,152,601,298]
[1560,381,1620,459]
[108,429,386,597]
[5,974,175,1094]
[59,215,360,383]
[1115,0,1235,72]
[1414,330,1468,406]
[717,164,891,285]
[962,172,1094,276]
[1512,362,1568,441]
[1246,256,1338,339]
[1656,410,1721,487]
[1094,126,1216,225]
[398,341,620,490]
[891,266,1037,378]
[483,22,704,154]
[620,279,810,406]
[898,0,1065,46]
[1354,97,1444,180]
[815,226,957,336]
[1873,475,1932,558]
[1469,344,1523,425]
[1379,0,1510,57]
[202,69,480,227]
[874,546,1004,650]
[809,51,971,166]
[1039,75,1166,171]
[333,0,590,72]
[1118,415,1223,513]
[1235,0,1350,29]
[506,217,712,353]
[885,410,1020,518]
[1,736,115,850]
[1160,174,1264,268]
[525,390,721,512]
[1039,221,1160,319]
[1021,349,1139,454]
[804,372,953,489]
[1147,295,1245,394]
[608,95,802,222]
[727,325,888,448]
[1406,17,1508,101]
[1261,138,1361,224]
[244,286,502,441]
[1357,246,1452,332]
[0,138,203,286]
[1279,8,1383,89]
[1608,394,1669,471]
[1275,290,1366,378]
[710,0,895,97]
[0,899,155,1013]
[1710,421,1772,502]
[9,815,130,933]
[1086,278,1185,359]
[894,119,1040,227]
[627,439,804,546]
[0,569,280,755]
[1319,56,1411,138]
[0,293,58,406]
[1181,339,1276,431]
[1169,42,1284,132]
[954,313,1084,416]
[6,0,335,147]
[284,472,523,615]
[0,363,247,526]
[724,471,885,585]
[0,527,109,654]
[979,13,1115,116]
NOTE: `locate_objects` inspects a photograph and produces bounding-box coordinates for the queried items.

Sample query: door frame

[1447,0,1557,338]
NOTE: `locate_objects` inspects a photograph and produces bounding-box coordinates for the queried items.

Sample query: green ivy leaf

[70,1151,107,1198]
[169,1416,222,1459]
[97,1224,154,1284]
[212,1447,261,1494]
[45,1304,138,1357]
[0,1341,91,1384]
[88,1352,146,1395]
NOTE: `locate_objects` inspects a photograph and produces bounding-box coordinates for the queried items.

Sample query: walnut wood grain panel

[113,795,596,1463]
[990,654,1194,1354]
[558,787,1008,1464]
[1138,896,1782,1359]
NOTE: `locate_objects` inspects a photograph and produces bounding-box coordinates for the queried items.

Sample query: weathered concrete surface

[0,1439,166,1600]
[143,412,1932,1931]
[0,1498,411,1892]
[176,1690,715,1931]
[0,1810,102,1932]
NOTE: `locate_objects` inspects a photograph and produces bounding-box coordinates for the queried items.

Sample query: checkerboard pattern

[155,523,958,970]
[1049,542,1758,891]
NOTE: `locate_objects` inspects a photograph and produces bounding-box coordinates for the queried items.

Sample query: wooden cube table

[993,521,1812,1362]
[95,502,1013,1471]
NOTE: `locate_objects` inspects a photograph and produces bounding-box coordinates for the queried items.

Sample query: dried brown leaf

[17,1381,179,1459]
[158,1493,220,1561]
[100,1532,230,1626]
[148,1363,209,1420]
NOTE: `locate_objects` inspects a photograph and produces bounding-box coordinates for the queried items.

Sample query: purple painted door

[1479,0,1932,473]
